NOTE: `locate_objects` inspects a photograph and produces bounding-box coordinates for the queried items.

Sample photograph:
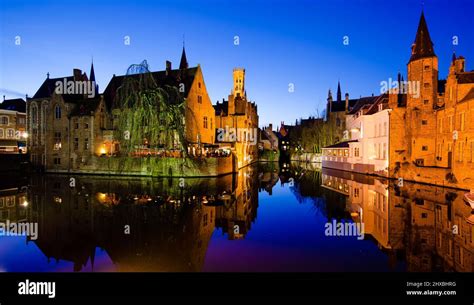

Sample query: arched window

[55,105,61,119]
[31,105,38,125]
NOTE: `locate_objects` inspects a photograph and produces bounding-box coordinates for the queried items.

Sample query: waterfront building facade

[0,98,27,153]
[214,68,259,168]
[27,49,258,175]
[323,12,474,190]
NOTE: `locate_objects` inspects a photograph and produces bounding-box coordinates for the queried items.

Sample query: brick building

[214,68,259,168]
[27,64,100,170]
[323,12,474,190]
[389,11,474,189]
[27,48,257,174]
[0,98,27,153]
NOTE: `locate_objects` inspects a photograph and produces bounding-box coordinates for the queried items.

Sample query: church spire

[89,59,99,96]
[89,60,96,82]
[179,46,188,70]
[409,11,435,62]
[336,81,342,103]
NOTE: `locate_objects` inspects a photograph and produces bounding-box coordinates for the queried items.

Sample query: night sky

[1,0,473,127]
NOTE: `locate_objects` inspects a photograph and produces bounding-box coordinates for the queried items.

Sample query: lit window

[6,129,14,138]
[54,132,61,150]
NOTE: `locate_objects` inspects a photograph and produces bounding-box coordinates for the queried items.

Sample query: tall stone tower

[232,68,246,98]
[406,11,439,166]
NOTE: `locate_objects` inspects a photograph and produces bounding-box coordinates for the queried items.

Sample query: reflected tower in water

[24,166,259,272]
[321,168,474,272]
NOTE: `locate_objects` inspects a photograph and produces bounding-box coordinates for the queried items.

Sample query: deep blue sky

[1,0,473,127]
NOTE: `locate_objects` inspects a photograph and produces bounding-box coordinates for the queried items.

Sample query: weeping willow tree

[113,60,188,156]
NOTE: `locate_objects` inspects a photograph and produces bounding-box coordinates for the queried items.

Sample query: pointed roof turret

[327,89,333,102]
[90,61,96,82]
[89,60,99,96]
[179,46,188,70]
[336,81,342,103]
[409,11,436,62]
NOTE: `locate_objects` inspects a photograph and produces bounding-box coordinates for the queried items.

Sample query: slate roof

[410,12,436,62]
[347,96,380,115]
[365,94,389,115]
[0,98,26,112]
[32,76,75,99]
[459,88,474,103]
[330,99,358,113]
[103,67,198,111]
[456,72,474,84]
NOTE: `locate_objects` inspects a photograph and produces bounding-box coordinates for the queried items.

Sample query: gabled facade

[389,12,474,189]
[0,98,27,153]
[27,67,101,170]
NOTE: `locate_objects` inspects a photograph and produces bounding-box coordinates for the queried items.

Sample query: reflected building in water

[0,176,29,224]
[321,168,474,272]
[23,166,259,271]
[2,163,473,272]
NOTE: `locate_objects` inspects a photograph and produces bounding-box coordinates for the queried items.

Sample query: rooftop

[0,98,26,113]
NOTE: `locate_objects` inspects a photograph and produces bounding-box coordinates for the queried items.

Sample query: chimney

[73,69,82,81]
[345,93,349,112]
[165,61,172,75]
[269,123,273,131]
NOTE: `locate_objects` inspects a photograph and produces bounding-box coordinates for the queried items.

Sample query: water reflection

[0,163,472,272]
[319,166,474,272]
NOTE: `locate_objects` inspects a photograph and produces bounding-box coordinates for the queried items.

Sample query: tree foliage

[113,60,188,156]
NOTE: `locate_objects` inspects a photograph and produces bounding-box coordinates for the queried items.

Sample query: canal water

[0,163,472,272]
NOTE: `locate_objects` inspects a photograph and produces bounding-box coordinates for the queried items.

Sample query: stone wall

[45,155,236,177]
